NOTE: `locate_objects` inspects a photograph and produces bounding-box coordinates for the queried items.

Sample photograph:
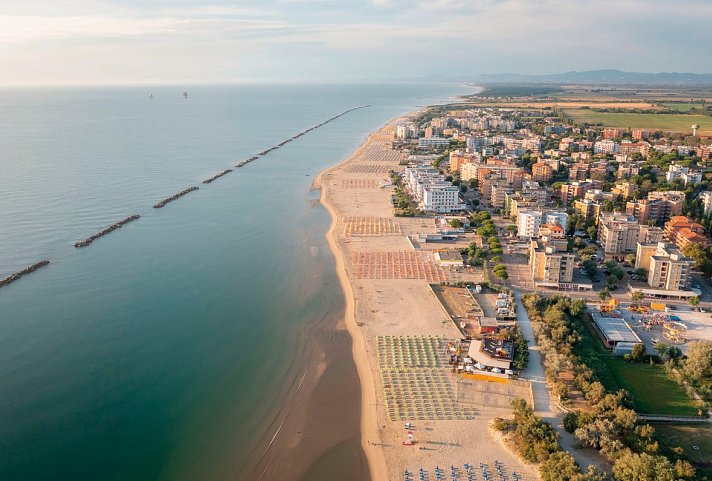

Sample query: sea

[0,82,471,481]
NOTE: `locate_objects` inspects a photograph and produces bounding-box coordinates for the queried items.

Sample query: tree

[631,291,644,304]
[611,451,678,481]
[683,340,712,380]
[626,254,637,265]
[629,343,646,362]
[539,452,581,481]
[689,295,700,307]
[598,287,611,301]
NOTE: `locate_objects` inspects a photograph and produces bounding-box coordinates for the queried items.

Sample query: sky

[0,0,710,86]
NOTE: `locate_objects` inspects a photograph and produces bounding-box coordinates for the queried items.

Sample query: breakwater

[153,187,199,209]
[234,105,369,168]
[74,215,141,248]
[202,169,232,184]
[0,260,50,289]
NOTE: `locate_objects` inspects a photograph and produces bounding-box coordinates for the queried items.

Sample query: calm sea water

[0,83,468,481]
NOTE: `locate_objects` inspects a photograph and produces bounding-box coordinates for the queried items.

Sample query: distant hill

[473,69,712,85]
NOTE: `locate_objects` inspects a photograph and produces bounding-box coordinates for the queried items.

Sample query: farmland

[562,110,712,134]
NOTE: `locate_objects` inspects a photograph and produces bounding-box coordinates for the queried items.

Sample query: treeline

[493,398,606,481]
[522,295,697,481]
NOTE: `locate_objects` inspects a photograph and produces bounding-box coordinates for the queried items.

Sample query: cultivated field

[563,110,712,134]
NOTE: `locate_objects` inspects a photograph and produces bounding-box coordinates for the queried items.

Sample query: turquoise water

[0,83,468,480]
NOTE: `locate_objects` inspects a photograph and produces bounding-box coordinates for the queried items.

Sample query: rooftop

[590,310,641,344]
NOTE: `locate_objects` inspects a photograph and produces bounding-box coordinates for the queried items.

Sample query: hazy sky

[1,0,710,86]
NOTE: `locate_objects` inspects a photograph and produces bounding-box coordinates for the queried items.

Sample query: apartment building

[598,213,641,257]
[666,164,702,186]
[635,242,693,292]
[404,165,463,213]
[560,181,593,204]
[529,238,576,288]
[701,191,712,216]
[574,198,602,223]
[611,182,637,199]
[626,191,685,225]
[531,162,553,182]
[517,210,568,238]
[664,216,711,250]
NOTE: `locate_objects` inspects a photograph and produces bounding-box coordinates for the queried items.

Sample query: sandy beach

[316,120,540,480]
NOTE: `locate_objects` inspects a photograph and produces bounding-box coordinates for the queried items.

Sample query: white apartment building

[666,164,702,185]
[701,191,712,215]
[518,210,543,238]
[395,123,418,140]
[517,210,569,238]
[404,165,463,213]
[593,140,619,154]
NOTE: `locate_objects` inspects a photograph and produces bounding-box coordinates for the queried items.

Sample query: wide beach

[316,118,540,480]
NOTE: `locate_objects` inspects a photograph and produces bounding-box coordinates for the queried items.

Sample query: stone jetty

[74,215,141,248]
[202,169,232,184]
[0,260,50,289]
[153,187,199,208]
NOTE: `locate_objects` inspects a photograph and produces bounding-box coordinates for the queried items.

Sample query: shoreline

[314,112,539,481]
[315,130,389,481]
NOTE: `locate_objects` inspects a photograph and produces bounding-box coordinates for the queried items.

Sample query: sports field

[563,110,712,134]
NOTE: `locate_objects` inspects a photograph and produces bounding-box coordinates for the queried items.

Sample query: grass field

[660,102,706,113]
[655,424,712,465]
[573,314,698,416]
[563,110,712,134]
[603,358,699,416]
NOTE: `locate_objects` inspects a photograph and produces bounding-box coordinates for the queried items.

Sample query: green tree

[611,451,678,481]
[598,287,611,301]
[683,340,712,380]
[631,291,644,304]
[688,295,700,307]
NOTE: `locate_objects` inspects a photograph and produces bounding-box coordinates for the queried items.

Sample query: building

[505,192,547,219]
[666,164,702,185]
[632,129,649,140]
[560,181,592,204]
[598,213,641,257]
[517,210,543,238]
[395,123,418,140]
[517,210,568,238]
[701,191,712,216]
[594,140,618,154]
[626,191,685,226]
[418,137,450,149]
[639,224,665,244]
[531,162,553,182]
[569,163,589,181]
[635,242,694,292]
[529,237,582,289]
[574,198,602,223]
[589,309,642,356]
[611,182,637,199]
[603,128,623,139]
[435,250,465,267]
[538,223,565,238]
[490,182,514,209]
[664,216,711,250]
[404,165,464,213]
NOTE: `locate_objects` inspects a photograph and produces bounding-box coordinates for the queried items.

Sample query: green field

[573,315,698,416]
[603,358,699,416]
[660,102,706,113]
[563,110,712,134]
[655,424,712,465]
